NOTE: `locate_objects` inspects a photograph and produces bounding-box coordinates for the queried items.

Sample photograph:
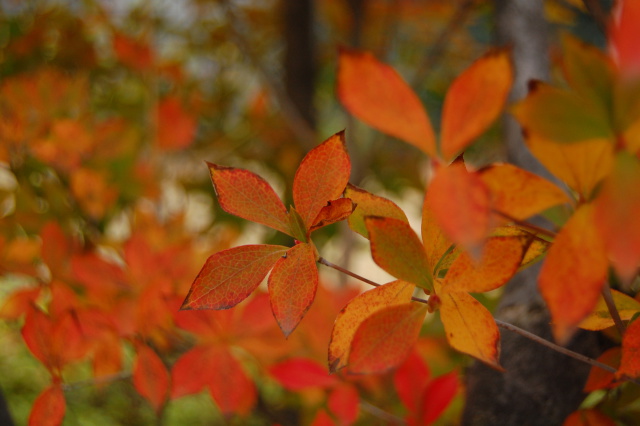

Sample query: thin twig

[318,256,640,384]
[493,210,557,240]
[601,282,626,336]
[360,399,406,425]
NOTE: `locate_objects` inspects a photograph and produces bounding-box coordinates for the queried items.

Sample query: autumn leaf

[393,350,431,413]
[207,164,292,235]
[365,217,432,290]
[345,183,409,239]
[442,236,527,294]
[479,163,571,220]
[440,49,513,160]
[337,48,436,156]
[584,347,621,392]
[593,152,640,283]
[268,243,318,337]
[539,204,608,344]
[182,245,287,310]
[348,303,427,374]
[28,385,65,426]
[422,190,455,274]
[617,318,640,379]
[309,198,356,233]
[490,226,550,268]
[133,342,170,412]
[328,280,415,372]
[328,384,360,425]
[563,409,616,426]
[292,131,351,229]
[420,372,459,425]
[156,96,196,150]
[579,289,640,331]
[427,163,491,255]
[439,290,502,369]
[608,0,640,77]
[270,358,337,390]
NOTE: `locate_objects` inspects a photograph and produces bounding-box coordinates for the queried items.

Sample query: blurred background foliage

[0,0,605,424]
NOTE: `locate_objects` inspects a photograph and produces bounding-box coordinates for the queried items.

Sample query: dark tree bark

[282,0,316,130]
[462,2,606,424]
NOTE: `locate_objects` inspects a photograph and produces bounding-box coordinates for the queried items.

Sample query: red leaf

[420,372,459,425]
[608,0,640,77]
[208,164,291,235]
[337,48,436,156]
[365,217,432,290]
[440,50,513,160]
[171,346,213,398]
[268,243,318,337]
[28,385,65,426]
[393,350,430,413]
[206,346,256,416]
[22,306,56,369]
[539,205,608,344]
[293,131,351,229]
[311,409,336,426]
[182,244,287,310]
[348,303,427,374]
[270,358,337,390]
[563,409,616,426]
[133,342,170,412]
[617,318,640,379]
[328,384,359,425]
[156,96,196,150]
[0,287,40,319]
[584,347,621,392]
[427,163,491,255]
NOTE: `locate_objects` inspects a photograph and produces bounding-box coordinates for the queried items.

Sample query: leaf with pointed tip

[28,385,65,426]
[366,217,432,290]
[133,342,170,412]
[439,291,502,369]
[208,163,291,235]
[270,358,337,390]
[479,163,571,221]
[268,243,318,337]
[440,49,513,160]
[348,303,427,374]
[525,135,613,200]
[182,245,287,310]
[427,163,491,255]
[421,372,459,425]
[512,81,613,143]
[309,198,355,233]
[329,280,415,372]
[293,131,351,229]
[442,236,526,294]
[618,319,640,379]
[539,205,608,344]
[345,183,409,239]
[579,289,640,331]
[584,347,621,392]
[594,152,640,282]
[337,48,436,156]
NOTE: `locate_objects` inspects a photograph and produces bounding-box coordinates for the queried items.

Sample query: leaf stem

[493,210,557,240]
[318,256,640,385]
[601,282,626,337]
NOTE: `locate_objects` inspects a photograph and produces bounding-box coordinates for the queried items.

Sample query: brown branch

[318,256,640,385]
[601,282,626,336]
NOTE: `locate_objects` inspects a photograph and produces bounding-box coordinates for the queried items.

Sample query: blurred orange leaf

[584,347,621,392]
[440,50,513,160]
[563,409,616,426]
[156,96,196,150]
[539,205,608,344]
[617,318,640,379]
[337,48,436,156]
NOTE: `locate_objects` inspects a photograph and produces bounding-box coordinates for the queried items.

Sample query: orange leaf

[182,244,287,310]
[348,302,427,374]
[208,164,291,235]
[328,280,415,372]
[442,236,526,294]
[0,287,40,319]
[422,190,455,273]
[337,48,436,156]
[439,291,502,369]
[133,342,170,412]
[366,217,432,290]
[594,152,640,282]
[608,0,640,77]
[270,358,337,390]
[328,384,359,425]
[156,96,196,150]
[563,409,616,426]
[539,205,608,344]
[309,197,356,233]
[268,243,318,337]
[617,318,640,379]
[584,347,621,392]
[293,131,351,229]
[440,49,513,160]
[22,306,56,369]
[491,226,550,267]
[427,163,491,255]
[28,385,65,426]
[479,163,571,220]
[579,289,640,331]
[345,183,409,239]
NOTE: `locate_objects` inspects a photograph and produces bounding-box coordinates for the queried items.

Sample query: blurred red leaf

[584,347,621,392]
[563,409,615,426]
[420,372,459,425]
[270,358,337,390]
[608,0,640,77]
[617,318,640,379]
[28,385,65,426]
[156,96,196,150]
[133,342,169,412]
[328,384,359,425]
[393,350,430,413]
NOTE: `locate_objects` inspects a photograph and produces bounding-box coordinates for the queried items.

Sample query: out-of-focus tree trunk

[282,0,316,130]
[0,389,13,426]
[462,2,604,424]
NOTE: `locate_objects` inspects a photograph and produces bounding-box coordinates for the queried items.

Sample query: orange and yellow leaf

[579,289,640,331]
[309,197,356,233]
[345,183,409,239]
